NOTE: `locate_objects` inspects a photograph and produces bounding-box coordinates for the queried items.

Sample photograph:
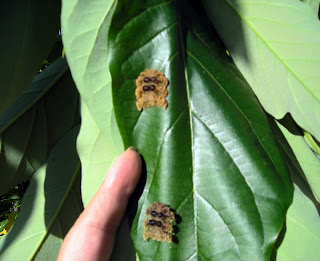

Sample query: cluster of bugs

[141,76,157,91]
[143,202,175,243]
[135,69,169,111]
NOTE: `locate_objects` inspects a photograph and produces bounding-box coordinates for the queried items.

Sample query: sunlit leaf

[0,127,82,260]
[276,184,320,261]
[202,0,320,142]
[108,1,293,259]
[0,59,79,195]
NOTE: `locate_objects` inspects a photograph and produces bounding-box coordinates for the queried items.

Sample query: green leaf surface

[61,0,122,145]
[276,184,320,261]
[276,116,320,202]
[0,1,61,114]
[76,101,135,260]
[0,58,68,133]
[76,97,135,260]
[0,126,82,260]
[108,0,293,260]
[301,0,320,16]
[202,0,320,142]
[62,1,132,259]
[0,59,79,196]
[267,116,320,259]
[77,100,122,206]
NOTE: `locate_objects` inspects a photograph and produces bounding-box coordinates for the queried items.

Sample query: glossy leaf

[0,126,82,260]
[0,1,61,114]
[0,58,79,196]
[202,0,320,142]
[108,1,293,260]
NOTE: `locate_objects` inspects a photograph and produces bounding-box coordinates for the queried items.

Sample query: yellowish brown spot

[143,202,175,243]
[135,69,169,111]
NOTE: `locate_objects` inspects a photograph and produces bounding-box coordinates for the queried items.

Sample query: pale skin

[57,148,142,261]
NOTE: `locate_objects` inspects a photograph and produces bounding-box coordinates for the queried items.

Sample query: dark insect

[148,220,156,226]
[150,211,157,217]
[135,69,168,111]
[143,202,175,242]
[142,85,149,91]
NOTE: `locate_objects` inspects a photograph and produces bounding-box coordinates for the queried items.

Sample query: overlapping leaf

[0,126,82,260]
[0,1,61,114]
[202,0,320,143]
[0,58,79,196]
[275,184,320,261]
[108,0,293,260]
[61,0,124,204]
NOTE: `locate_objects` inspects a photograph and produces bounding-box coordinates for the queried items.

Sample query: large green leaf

[0,126,82,260]
[108,0,293,260]
[202,0,320,143]
[62,0,124,204]
[0,1,61,114]
[77,100,122,206]
[0,59,79,196]
[77,101,136,260]
[61,0,121,145]
[62,1,131,259]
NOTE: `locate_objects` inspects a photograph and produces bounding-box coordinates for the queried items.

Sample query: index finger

[58,148,141,261]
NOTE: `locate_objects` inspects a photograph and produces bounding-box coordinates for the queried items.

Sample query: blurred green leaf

[0,1,61,114]
[0,126,82,260]
[202,0,320,142]
[0,58,79,196]
[301,0,320,16]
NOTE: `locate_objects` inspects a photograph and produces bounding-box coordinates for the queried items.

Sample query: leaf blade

[108,1,293,259]
[202,0,320,142]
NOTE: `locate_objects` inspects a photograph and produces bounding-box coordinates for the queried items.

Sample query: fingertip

[104,147,142,197]
[126,146,139,153]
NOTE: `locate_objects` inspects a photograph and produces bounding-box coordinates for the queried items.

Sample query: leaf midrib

[176,7,199,260]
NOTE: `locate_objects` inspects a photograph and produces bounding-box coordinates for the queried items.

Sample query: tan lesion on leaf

[143,202,175,243]
[135,69,169,111]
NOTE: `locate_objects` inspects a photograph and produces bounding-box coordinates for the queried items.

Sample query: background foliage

[0,0,319,260]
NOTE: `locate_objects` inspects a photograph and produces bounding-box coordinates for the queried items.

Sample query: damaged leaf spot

[135,69,169,111]
[143,202,175,243]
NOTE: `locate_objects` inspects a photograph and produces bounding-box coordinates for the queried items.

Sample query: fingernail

[126,146,138,153]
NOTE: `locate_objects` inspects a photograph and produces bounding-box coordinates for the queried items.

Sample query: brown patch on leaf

[135,69,168,111]
[143,202,175,243]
